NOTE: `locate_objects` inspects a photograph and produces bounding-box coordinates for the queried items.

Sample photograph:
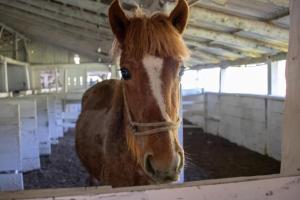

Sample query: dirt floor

[23,127,280,189]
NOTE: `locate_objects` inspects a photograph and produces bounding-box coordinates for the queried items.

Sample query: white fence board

[0,104,23,191]
[35,95,51,155]
[0,174,23,192]
[48,95,58,144]
[0,99,40,172]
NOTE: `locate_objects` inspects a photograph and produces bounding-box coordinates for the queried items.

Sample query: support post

[25,64,31,90]
[23,40,30,63]
[13,34,18,60]
[219,68,225,93]
[0,26,4,39]
[267,59,272,95]
[64,69,68,93]
[281,0,300,175]
[55,68,59,93]
[3,60,8,92]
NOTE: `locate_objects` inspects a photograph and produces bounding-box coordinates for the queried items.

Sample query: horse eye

[121,68,131,80]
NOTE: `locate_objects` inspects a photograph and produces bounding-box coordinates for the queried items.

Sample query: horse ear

[169,0,189,34]
[108,0,129,44]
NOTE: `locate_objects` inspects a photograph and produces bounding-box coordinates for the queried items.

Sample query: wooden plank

[281,0,300,175]
[0,174,23,192]
[185,26,287,53]
[192,52,287,69]
[190,6,289,41]
[0,99,40,172]
[48,95,59,144]
[0,175,299,199]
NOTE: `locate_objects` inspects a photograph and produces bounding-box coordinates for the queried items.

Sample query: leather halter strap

[122,81,180,136]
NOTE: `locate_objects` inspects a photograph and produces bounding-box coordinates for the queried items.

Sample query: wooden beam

[3,60,8,92]
[185,26,288,53]
[254,0,289,7]
[208,43,262,58]
[191,52,287,69]
[281,0,300,176]
[18,0,109,28]
[190,6,289,41]
[0,0,106,33]
[0,26,4,39]
[13,34,18,60]
[192,50,222,63]
[0,175,299,200]
[0,55,28,66]
[185,39,246,60]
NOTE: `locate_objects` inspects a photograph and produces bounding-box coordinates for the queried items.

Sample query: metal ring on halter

[122,81,181,136]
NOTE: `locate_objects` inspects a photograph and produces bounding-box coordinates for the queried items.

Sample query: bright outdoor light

[74,54,80,64]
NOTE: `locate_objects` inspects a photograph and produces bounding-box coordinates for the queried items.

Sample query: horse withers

[75,0,190,187]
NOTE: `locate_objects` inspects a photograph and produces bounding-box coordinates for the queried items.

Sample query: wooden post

[23,40,30,63]
[267,59,272,95]
[3,61,8,92]
[25,64,31,90]
[13,34,18,60]
[281,0,300,175]
[219,68,225,93]
[0,26,4,39]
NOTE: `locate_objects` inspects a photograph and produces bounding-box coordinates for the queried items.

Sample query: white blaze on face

[142,55,170,120]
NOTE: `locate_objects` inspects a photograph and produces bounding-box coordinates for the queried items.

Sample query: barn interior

[0,0,299,197]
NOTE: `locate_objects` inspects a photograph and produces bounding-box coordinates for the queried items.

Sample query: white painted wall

[183,93,283,160]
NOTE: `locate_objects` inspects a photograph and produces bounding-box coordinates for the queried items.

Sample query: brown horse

[75,0,190,187]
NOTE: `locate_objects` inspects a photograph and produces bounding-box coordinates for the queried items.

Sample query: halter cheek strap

[122,81,181,136]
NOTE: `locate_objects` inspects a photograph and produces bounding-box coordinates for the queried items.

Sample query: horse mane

[111,10,190,61]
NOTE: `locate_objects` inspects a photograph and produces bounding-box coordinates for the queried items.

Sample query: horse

[75,0,190,187]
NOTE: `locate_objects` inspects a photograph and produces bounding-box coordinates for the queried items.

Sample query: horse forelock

[111,10,190,61]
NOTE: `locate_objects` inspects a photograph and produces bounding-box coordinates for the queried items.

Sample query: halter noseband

[122,81,180,136]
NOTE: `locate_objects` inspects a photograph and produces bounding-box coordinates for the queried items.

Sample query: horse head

[109,0,190,183]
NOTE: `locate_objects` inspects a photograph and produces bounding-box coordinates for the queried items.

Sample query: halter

[122,81,181,136]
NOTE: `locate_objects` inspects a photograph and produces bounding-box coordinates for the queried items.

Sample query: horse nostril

[145,155,155,176]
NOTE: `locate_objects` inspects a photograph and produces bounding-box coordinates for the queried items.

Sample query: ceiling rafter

[185,39,258,60]
[190,6,289,41]
[185,26,287,54]
[192,52,287,69]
